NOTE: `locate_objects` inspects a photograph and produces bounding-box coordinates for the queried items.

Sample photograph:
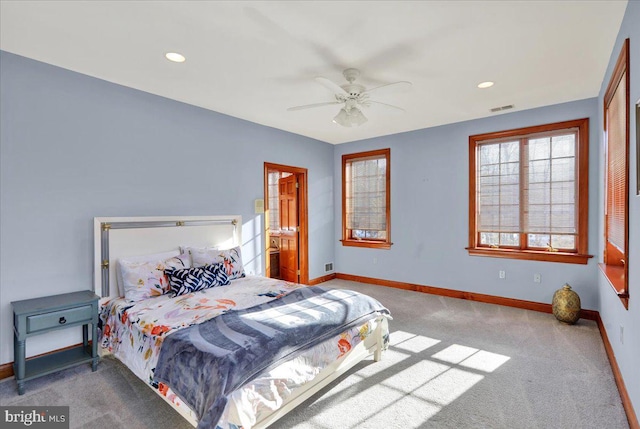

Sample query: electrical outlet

[620,325,624,345]
[499,270,506,279]
[534,273,541,283]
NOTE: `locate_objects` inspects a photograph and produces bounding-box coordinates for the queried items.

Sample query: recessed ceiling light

[477,81,494,89]
[165,52,186,63]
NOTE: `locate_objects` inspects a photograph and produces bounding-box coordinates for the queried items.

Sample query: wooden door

[279,175,298,282]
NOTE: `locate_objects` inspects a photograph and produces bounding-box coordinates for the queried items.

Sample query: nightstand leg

[83,324,88,349]
[91,322,98,372]
[14,337,25,395]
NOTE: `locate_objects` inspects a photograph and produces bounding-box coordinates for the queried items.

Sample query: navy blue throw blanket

[153,286,390,429]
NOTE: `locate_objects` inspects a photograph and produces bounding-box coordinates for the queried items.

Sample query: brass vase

[552,284,581,324]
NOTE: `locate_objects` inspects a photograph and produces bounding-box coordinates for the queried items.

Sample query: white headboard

[93,215,241,299]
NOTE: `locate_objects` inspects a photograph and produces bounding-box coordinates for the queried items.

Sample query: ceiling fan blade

[244,6,348,71]
[368,100,406,113]
[287,101,342,111]
[315,77,348,95]
[364,81,412,94]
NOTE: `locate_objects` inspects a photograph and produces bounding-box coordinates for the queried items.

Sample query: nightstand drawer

[27,305,93,333]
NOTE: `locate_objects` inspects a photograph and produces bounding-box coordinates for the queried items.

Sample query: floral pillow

[116,250,181,296]
[180,245,218,257]
[188,247,223,266]
[165,262,230,296]
[120,253,190,302]
[190,246,245,280]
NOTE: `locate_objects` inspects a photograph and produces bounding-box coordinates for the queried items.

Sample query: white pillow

[191,246,245,280]
[117,250,181,296]
[189,248,224,267]
[120,253,191,302]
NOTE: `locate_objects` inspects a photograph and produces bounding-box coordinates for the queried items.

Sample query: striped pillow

[165,263,230,296]
[202,262,231,288]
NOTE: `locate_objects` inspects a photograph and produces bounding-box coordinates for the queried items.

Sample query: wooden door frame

[264,162,309,284]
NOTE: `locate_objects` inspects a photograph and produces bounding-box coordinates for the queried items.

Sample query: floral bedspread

[99,276,302,382]
[99,276,388,428]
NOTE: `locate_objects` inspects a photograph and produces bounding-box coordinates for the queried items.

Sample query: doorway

[264,162,309,284]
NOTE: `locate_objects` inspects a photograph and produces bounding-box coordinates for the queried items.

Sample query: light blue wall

[2,6,638,415]
[334,98,601,309]
[0,51,335,364]
[597,0,640,418]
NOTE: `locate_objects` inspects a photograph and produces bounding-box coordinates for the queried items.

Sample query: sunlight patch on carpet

[308,384,405,428]
[414,367,484,406]
[353,394,441,428]
[431,344,510,372]
[392,330,441,353]
[459,350,510,372]
[381,360,450,392]
[431,344,478,364]
[306,332,512,428]
[388,330,419,345]
[353,349,412,378]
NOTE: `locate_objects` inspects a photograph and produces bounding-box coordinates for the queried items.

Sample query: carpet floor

[0,279,629,428]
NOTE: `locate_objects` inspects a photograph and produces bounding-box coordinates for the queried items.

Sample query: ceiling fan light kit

[288,68,411,128]
[333,107,367,127]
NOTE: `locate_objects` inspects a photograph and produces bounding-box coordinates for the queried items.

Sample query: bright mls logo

[1,407,69,428]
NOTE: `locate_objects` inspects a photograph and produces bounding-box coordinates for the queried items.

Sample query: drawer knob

[59,317,67,325]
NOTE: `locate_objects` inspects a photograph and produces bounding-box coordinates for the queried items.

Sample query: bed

[93,215,390,429]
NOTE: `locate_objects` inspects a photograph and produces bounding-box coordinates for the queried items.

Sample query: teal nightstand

[11,290,100,395]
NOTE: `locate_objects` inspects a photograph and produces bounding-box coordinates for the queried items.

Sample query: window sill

[598,263,629,309]
[466,247,592,264]
[341,239,392,250]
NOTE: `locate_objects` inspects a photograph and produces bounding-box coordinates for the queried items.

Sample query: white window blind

[478,140,521,246]
[477,129,578,251]
[345,154,387,240]
[606,74,627,253]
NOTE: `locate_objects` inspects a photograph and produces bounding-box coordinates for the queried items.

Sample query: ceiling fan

[287,68,412,127]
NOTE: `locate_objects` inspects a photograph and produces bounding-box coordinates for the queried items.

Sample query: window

[468,119,591,264]
[342,148,391,249]
[600,38,629,308]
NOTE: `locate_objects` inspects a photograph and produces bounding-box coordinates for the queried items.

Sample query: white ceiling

[0,1,628,144]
